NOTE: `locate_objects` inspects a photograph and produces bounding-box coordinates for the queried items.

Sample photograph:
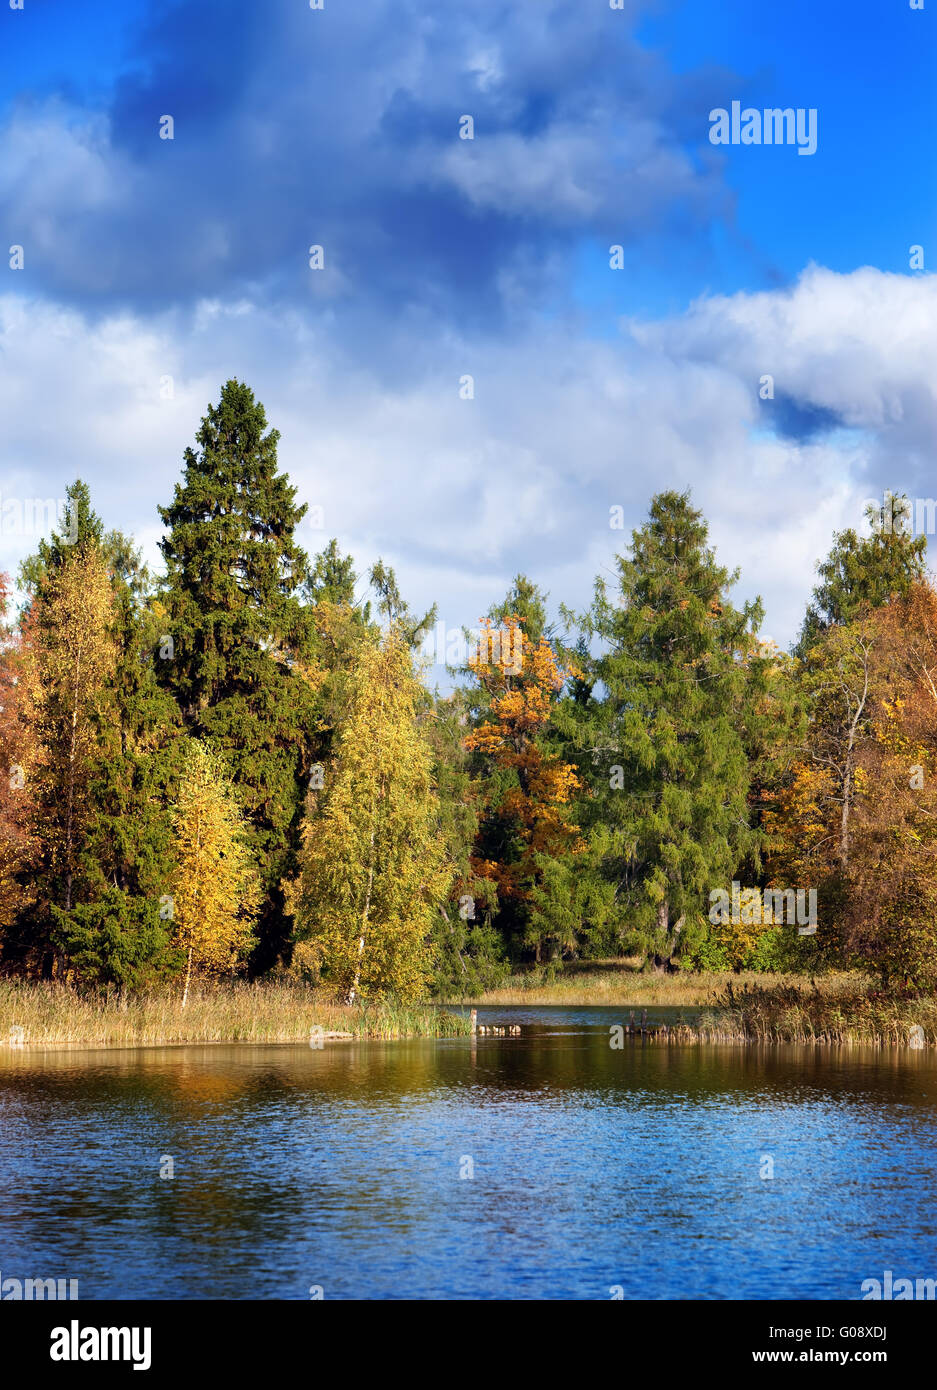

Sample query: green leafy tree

[426,690,505,998]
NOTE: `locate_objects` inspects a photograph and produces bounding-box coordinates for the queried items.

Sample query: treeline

[1,378,935,1003]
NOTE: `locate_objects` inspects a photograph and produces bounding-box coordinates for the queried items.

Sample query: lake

[1,1005,935,1300]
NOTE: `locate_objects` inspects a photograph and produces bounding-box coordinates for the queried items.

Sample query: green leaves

[563,491,767,965]
[157,380,320,968]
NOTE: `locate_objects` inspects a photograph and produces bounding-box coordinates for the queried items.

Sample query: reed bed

[690,979,937,1046]
[464,960,814,1007]
[0,979,470,1048]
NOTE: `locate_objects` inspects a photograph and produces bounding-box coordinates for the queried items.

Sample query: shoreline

[3,972,935,1051]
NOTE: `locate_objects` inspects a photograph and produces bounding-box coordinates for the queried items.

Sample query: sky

[1,0,934,667]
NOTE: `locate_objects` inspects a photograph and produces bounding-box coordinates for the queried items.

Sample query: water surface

[1,1005,935,1299]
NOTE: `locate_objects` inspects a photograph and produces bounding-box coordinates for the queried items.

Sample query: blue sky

[1,0,934,659]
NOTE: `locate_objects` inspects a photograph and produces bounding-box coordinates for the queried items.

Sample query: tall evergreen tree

[795,494,926,657]
[55,536,185,989]
[565,492,769,970]
[158,380,320,969]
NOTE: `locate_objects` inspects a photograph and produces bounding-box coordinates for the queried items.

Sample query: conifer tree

[158,380,320,968]
[566,492,768,970]
[795,495,926,656]
[290,628,450,1004]
[55,536,185,988]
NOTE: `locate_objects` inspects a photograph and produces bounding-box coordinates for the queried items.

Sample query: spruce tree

[795,495,926,656]
[568,491,768,969]
[158,380,319,969]
[56,536,184,989]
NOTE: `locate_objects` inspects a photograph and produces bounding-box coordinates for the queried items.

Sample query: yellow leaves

[293,629,450,1003]
[171,741,258,978]
[763,759,837,882]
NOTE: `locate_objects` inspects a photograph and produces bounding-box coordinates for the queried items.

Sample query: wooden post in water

[470,1008,478,1035]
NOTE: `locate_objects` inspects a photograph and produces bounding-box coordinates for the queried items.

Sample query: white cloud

[2,265,932,655]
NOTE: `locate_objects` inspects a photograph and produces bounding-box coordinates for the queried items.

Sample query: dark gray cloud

[1,0,733,330]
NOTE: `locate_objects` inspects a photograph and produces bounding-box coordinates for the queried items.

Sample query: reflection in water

[1,1006,935,1300]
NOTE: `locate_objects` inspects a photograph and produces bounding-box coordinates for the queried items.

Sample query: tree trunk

[840,651,870,865]
[182,945,193,1009]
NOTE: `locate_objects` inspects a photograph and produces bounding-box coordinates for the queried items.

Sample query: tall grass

[0,980,470,1048]
[459,959,816,1007]
[691,979,937,1046]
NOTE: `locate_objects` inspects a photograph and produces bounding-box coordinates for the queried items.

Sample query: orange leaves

[464,612,584,908]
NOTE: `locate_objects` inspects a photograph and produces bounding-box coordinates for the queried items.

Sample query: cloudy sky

[1,0,934,659]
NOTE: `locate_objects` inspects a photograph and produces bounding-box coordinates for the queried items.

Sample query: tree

[795,495,926,657]
[303,539,370,769]
[290,628,450,1004]
[769,580,937,989]
[368,558,436,651]
[0,573,35,943]
[564,491,768,970]
[20,485,117,968]
[425,690,504,997]
[463,595,585,963]
[53,535,185,988]
[158,380,320,969]
[170,741,258,1005]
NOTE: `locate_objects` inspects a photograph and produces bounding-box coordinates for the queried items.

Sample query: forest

[2,378,936,1007]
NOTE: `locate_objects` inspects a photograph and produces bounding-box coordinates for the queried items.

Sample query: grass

[0,979,471,1048]
[458,957,814,1007]
[452,958,937,1046]
[690,977,937,1046]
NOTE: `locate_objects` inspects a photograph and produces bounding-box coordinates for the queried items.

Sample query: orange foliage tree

[464,614,585,959]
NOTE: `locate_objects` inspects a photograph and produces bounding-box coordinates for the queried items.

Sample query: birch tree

[290,628,450,1004]
[170,741,258,1005]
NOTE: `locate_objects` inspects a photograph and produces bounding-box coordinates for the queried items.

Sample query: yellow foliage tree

[170,741,258,1005]
[289,627,451,1004]
[22,544,117,932]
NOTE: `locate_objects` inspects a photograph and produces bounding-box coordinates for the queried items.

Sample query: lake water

[1,1004,935,1300]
